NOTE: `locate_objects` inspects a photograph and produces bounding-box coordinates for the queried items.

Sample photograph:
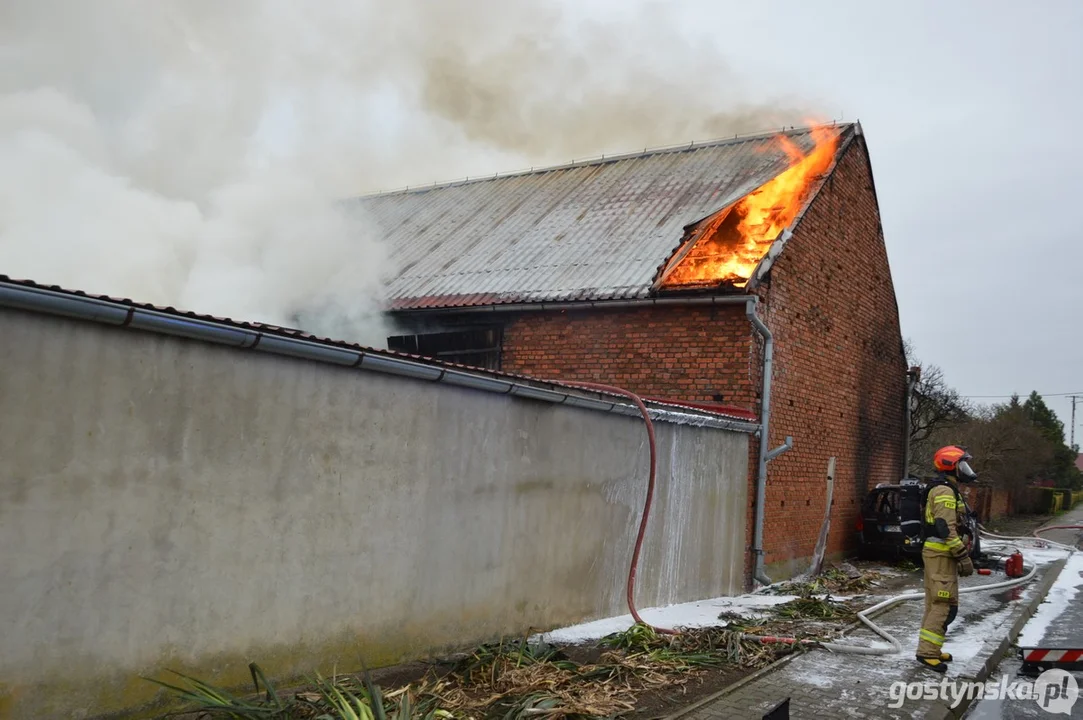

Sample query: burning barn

[360,122,908,582]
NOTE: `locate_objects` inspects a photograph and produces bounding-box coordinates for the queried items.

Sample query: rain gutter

[0,280,760,433]
[388,294,752,315]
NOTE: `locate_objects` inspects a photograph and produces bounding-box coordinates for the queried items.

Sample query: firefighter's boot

[916,656,948,674]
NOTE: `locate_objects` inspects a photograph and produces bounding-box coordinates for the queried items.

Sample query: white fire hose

[978,525,1077,553]
[742,527,1077,657]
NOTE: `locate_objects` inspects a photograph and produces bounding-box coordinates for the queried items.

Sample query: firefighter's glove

[958,556,974,577]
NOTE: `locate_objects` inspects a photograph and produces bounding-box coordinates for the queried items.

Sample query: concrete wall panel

[0,308,749,719]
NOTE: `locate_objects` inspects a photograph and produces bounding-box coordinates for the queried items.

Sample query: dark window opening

[387,328,503,371]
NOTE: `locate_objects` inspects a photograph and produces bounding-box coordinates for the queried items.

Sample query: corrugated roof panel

[357,124,853,309]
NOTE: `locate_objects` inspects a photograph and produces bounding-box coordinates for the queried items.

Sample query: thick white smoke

[0,0,813,347]
[0,1,398,345]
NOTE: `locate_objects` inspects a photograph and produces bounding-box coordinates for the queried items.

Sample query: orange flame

[662,125,840,287]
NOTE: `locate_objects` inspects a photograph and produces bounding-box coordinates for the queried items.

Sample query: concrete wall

[0,307,749,720]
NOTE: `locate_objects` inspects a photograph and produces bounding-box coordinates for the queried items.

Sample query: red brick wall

[501,304,756,409]
[995,488,1011,518]
[969,485,1011,521]
[755,135,908,575]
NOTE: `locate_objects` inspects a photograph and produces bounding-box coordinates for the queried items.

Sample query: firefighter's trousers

[917,548,959,658]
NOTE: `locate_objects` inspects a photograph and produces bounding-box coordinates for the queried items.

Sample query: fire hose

[1032,524,1083,541]
[741,525,1081,655]
[584,378,1082,651]
[562,381,677,635]
[740,530,1069,656]
[979,524,1080,553]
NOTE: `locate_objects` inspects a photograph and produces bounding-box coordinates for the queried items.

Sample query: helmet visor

[957,460,978,480]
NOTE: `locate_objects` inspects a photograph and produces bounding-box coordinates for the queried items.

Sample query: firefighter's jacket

[923,478,969,559]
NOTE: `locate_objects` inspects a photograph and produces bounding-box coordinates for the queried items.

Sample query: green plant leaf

[248,662,284,709]
[142,670,283,719]
[360,671,386,720]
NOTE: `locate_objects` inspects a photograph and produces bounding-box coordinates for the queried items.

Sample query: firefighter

[915,445,977,673]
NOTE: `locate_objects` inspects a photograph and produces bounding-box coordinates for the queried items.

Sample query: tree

[905,339,970,474]
[902,342,1082,491]
[1023,391,1065,444]
[917,401,1050,489]
[1023,391,1082,488]
[976,400,1055,488]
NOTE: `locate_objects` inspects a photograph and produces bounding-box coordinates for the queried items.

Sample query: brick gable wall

[754,135,908,577]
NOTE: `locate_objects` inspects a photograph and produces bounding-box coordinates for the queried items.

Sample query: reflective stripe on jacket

[923,482,968,559]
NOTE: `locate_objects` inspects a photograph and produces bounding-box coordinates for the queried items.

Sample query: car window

[876,490,899,516]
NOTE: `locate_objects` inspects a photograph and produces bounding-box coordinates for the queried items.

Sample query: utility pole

[1071,395,1081,448]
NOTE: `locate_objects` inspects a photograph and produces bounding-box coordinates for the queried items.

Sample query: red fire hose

[1035,525,1083,536]
[564,381,677,635]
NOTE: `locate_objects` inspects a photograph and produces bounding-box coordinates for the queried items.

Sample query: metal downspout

[746,297,787,586]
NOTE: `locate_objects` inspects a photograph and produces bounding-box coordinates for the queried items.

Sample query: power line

[953,390,1082,448]
[960,390,1083,399]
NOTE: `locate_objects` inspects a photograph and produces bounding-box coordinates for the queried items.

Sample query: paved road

[1037,505,1083,552]
[964,656,1081,720]
[965,504,1083,720]
[679,561,1063,719]
[662,507,1081,719]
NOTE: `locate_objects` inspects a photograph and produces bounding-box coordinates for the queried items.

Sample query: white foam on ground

[946,592,1034,666]
[536,547,1072,648]
[793,668,835,688]
[534,593,798,645]
[1017,551,1083,647]
[979,539,1073,567]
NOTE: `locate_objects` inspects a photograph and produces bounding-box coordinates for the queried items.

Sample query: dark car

[856,476,981,562]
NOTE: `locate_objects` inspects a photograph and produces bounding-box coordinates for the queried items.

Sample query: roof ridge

[355,121,853,199]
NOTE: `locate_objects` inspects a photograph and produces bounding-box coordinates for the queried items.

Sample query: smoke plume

[0,0,813,347]
[397,1,808,162]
